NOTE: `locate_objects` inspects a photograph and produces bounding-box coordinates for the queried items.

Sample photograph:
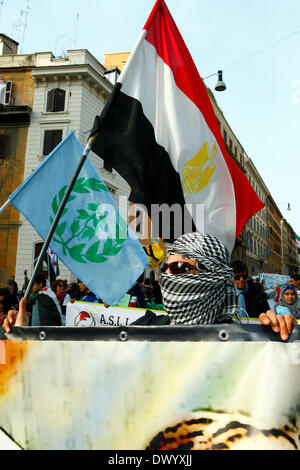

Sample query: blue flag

[9,131,149,305]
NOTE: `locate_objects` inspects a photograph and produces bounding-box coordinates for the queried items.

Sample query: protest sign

[260,273,289,289]
[66,301,162,327]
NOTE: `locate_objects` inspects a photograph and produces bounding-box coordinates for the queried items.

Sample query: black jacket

[29,293,61,326]
[131,310,170,325]
[131,310,234,325]
[243,280,270,318]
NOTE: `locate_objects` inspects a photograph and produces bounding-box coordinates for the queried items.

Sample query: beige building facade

[243,154,269,276]
[281,219,298,275]
[0,35,33,286]
[0,40,136,289]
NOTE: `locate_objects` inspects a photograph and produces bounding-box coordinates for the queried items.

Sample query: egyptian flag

[90,0,264,253]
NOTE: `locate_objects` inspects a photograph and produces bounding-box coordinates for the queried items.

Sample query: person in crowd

[151,280,162,304]
[128,280,147,308]
[21,270,30,297]
[26,274,62,326]
[6,280,20,310]
[60,283,81,320]
[268,273,300,303]
[131,232,296,340]
[53,279,67,307]
[230,260,270,318]
[2,233,297,340]
[66,283,81,301]
[77,280,102,303]
[8,275,18,295]
[274,284,300,319]
[288,274,300,292]
[51,279,68,325]
[0,288,11,327]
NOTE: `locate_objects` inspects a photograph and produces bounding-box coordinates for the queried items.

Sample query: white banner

[0,339,299,450]
[66,301,159,327]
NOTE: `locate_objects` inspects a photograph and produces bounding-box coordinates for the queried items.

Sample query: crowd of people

[0,271,164,328]
[1,232,299,341]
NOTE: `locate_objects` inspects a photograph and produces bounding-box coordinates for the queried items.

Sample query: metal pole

[47,250,51,288]
[24,137,95,299]
[0,199,11,215]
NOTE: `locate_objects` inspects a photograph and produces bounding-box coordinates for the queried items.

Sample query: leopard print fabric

[146,412,300,450]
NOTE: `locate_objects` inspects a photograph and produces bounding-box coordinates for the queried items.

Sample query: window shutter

[0,134,7,158]
[54,89,65,111]
[4,81,12,105]
[46,89,55,112]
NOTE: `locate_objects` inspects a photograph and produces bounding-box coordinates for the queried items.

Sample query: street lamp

[203,70,227,92]
[279,202,292,211]
[215,70,226,92]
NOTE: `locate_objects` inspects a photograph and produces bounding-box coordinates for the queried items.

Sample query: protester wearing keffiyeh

[131,232,240,326]
[160,232,239,325]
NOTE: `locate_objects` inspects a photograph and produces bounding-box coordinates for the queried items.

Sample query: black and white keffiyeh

[160,232,239,325]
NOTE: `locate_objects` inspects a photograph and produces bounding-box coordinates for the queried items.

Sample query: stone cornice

[32,64,113,98]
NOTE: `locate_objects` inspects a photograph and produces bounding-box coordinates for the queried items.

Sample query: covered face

[160,232,238,325]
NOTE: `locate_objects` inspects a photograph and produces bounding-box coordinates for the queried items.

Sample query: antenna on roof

[74,12,79,49]
[12,11,23,43]
[0,1,5,30]
[20,0,31,53]
[13,0,31,53]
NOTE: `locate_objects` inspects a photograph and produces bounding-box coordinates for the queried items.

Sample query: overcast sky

[1,0,299,235]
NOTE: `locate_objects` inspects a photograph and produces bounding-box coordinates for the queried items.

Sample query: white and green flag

[8,131,149,305]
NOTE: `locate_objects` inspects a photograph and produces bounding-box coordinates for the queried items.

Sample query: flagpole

[24,135,97,300]
[47,251,51,288]
[0,199,11,215]
[118,30,146,86]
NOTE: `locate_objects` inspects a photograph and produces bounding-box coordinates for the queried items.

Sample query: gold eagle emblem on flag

[181,142,218,194]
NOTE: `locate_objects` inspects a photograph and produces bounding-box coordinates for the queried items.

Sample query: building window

[0,128,17,161]
[0,80,13,105]
[223,130,227,143]
[46,88,66,112]
[247,231,252,251]
[43,129,63,155]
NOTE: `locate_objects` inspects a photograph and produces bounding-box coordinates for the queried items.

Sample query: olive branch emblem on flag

[50,177,128,264]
